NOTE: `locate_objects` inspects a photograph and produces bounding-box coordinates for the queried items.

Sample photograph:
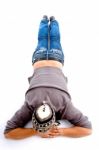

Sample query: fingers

[41,134,53,138]
[44,128,60,137]
[38,133,55,138]
[48,130,60,136]
[37,127,61,138]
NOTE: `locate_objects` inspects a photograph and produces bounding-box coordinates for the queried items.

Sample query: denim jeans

[32,19,64,65]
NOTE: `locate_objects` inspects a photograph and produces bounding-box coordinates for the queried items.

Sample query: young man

[4,16,92,139]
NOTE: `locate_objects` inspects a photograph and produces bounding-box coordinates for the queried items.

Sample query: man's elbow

[87,128,92,135]
[4,129,18,139]
[75,126,92,137]
[4,132,11,139]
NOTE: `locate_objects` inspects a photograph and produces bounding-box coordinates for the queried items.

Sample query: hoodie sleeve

[61,100,92,129]
[4,102,33,134]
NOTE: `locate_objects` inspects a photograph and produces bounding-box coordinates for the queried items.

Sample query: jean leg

[32,18,49,64]
[50,20,62,50]
[49,20,64,65]
[36,19,49,50]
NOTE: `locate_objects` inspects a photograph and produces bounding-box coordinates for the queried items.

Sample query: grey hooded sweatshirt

[4,67,92,134]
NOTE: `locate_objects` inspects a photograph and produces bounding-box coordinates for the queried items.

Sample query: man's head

[32,101,56,133]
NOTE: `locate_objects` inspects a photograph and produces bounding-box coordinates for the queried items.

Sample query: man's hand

[37,126,60,138]
[37,126,92,138]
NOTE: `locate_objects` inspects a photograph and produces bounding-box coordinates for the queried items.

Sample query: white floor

[0,0,99,150]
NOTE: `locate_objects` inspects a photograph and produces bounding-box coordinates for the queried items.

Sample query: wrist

[58,128,65,136]
[31,128,37,135]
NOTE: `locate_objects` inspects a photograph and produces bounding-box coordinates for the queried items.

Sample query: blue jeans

[32,19,64,65]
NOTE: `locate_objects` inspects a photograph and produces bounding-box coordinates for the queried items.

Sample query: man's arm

[4,128,37,139]
[58,100,92,138]
[4,102,34,139]
[4,126,92,139]
[58,126,92,137]
[32,126,92,138]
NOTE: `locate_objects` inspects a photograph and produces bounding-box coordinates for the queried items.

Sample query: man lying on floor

[4,16,92,139]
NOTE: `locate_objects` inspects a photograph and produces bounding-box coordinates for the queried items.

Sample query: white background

[0,0,99,149]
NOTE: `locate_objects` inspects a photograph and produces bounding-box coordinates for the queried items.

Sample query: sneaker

[43,15,48,20]
[50,16,55,21]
